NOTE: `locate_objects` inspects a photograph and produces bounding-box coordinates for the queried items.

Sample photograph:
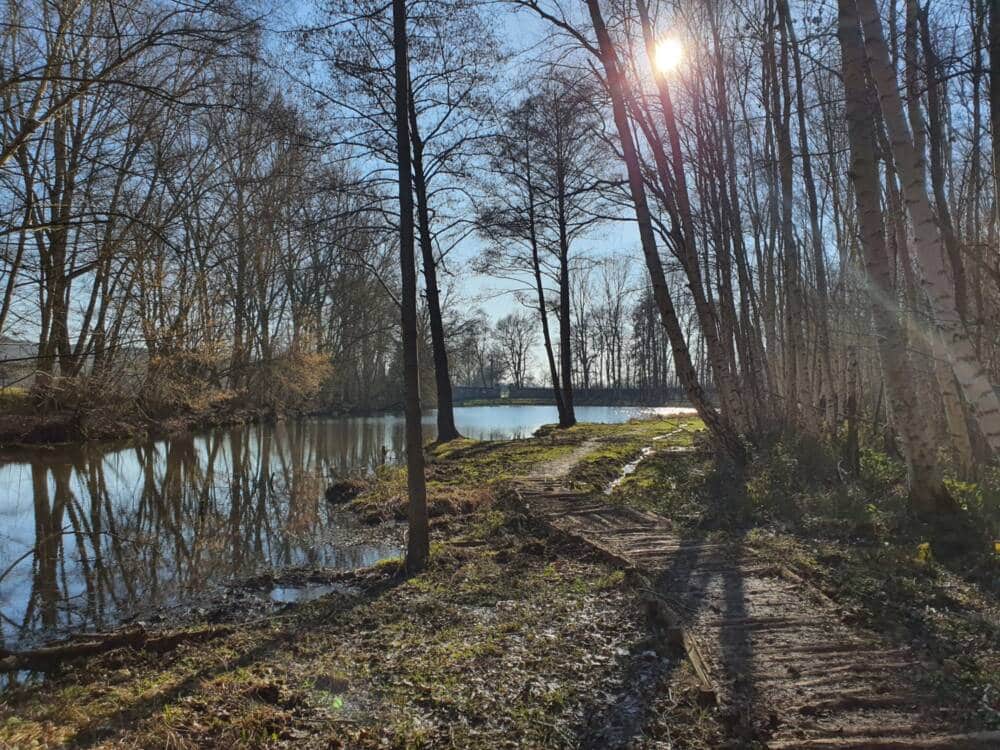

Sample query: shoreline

[1,417,998,748]
[0,400,694,452]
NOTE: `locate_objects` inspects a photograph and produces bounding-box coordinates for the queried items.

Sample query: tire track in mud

[514,448,1000,749]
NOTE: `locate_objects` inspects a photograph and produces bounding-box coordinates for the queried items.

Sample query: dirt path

[526,438,601,479]
[515,451,999,749]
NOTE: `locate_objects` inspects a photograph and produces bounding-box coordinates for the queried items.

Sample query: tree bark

[633,0,750,436]
[839,0,958,513]
[779,0,835,431]
[556,194,576,427]
[991,0,1000,230]
[856,0,1000,458]
[526,168,568,423]
[916,5,968,324]
[392,0,429,572]
[407,93,461,442]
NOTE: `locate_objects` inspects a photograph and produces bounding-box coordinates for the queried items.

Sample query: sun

[654,37,684,74]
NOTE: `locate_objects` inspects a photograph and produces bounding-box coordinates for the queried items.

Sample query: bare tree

[855,0,1000,457]
[838,0,956,514]
[478,69,618,426]
[391,0,429,573]
[496,311,536,389]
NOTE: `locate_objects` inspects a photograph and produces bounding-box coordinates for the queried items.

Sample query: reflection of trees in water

[1,419,404,647]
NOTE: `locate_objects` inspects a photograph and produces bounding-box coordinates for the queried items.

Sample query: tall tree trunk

[929,331,975,478]
[991,0,1000,231]
[779,0,835,431]
[856,0,1000,458]
[709,7,770,433]
[633,0,750,436]
[839,0,957,513]
[768,2,805,428]
[407,95,461,442]
[392,0,429,573]
[584,0,745,465]
[556,198,576,427]
[917,5,968,324]
[526,165,567,424]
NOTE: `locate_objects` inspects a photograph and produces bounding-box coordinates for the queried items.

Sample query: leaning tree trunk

[634,0,750,436]
[856,0,1000,458]
[584,0,745,466]
[392,0,429,573]
[408,95,461,442]
[838,0,957,515]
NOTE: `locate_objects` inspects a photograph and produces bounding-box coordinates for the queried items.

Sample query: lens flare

[654,37,684,74]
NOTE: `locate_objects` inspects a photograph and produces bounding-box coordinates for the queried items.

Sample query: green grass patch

[348,427,596,522]
[0,385,32,414]
[0,503,724,748]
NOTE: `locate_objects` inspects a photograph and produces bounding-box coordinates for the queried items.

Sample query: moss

[0,386,30,412]
[349,432,587,522]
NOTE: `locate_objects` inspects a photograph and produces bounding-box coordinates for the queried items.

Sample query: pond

[0,404,688,648]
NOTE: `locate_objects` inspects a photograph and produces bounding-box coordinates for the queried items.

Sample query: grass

[347,433,584,522]
[605,432,1000,726]
[0,414,724,749]
[347,414,705,523]
[7,414,996,746]
[562,415,704,491]
[0,385,31,414]
[0,498,722,749]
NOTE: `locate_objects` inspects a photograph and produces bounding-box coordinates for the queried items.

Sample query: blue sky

[453,5,642,322]
[262,0,643,382]
[266,0,642,330]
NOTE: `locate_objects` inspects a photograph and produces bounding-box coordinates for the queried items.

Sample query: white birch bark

[856,0,1000,457]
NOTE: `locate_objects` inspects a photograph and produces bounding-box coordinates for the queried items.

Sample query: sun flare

[654,37,684,73]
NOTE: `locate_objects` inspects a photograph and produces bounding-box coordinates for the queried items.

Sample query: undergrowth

[608,432,1000,726]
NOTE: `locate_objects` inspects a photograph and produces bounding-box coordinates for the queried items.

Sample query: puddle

[268,583,342,604]
[606,447,656,495]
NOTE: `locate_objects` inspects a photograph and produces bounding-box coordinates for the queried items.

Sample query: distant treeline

[452,385,693,407]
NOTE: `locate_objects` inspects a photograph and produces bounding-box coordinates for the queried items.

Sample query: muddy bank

[0,503,722,749]
[0,416,708,748]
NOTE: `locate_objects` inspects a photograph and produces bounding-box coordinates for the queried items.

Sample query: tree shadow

[575,526,758,749]
[62,574,405,748]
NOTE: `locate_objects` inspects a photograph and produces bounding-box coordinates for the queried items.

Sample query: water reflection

[0,405,687,648]
[0,420,403,649]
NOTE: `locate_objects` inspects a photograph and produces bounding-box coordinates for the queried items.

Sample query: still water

[0,405,682,647]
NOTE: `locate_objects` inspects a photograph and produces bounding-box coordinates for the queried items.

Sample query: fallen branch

[0,624,234,673]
